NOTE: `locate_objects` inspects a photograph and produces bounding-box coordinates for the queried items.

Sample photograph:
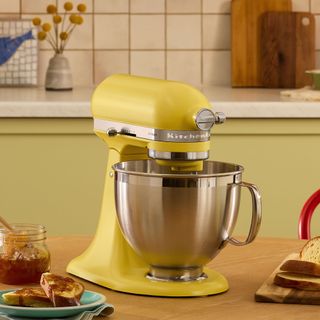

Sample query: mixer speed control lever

[106,128,118,137]
[106,127,136,137]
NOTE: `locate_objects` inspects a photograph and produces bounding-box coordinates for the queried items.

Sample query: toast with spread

[2,287,53,307]
[2,272,84,308]
[40,272,84,307]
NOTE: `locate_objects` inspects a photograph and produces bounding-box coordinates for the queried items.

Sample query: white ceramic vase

[45,53,73,91]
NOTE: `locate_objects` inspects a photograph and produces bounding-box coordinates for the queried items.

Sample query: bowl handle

[227,182,262,246]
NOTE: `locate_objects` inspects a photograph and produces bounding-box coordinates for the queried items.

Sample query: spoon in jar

[0,216,14,233]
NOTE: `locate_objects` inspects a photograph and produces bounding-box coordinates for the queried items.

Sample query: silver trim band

[94,119,210,143]
[148,150,209,160]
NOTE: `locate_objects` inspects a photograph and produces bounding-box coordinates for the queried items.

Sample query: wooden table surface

[2,236,317,319]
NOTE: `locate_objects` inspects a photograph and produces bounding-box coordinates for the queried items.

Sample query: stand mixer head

[92,73,225,171]
[67,74,261,297]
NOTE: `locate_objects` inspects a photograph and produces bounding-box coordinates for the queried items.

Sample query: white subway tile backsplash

[94,15,129,49]
[167,15,201,49]
[131,15,165,49]
[94,51,129,83]
[203,0,231,13]
[131,51,165,78]
[203,15,230,49]
[130,0,164,13]
[311,0,320,13]
[94,0,128,13]
[166,0,201,13]
[167,51,201,85]
[21,0,54,13]
[0,0,20,13]
[203,51,230,86]
[292,0,309,11]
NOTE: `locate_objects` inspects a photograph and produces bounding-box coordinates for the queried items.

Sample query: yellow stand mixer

[67,74,261,297]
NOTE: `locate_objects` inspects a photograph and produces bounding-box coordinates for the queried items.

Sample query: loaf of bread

[274,272,320,291]
[300,236,320,263]
[40,272,84,307]
[2,288,53,307]
[273,236,320,290]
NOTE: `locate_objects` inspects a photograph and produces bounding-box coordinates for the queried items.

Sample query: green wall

[1,118,319,238]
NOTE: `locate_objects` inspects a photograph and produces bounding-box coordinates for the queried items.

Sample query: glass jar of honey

[0,224,50,284]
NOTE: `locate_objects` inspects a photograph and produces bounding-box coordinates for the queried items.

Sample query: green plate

[0,289,109,318]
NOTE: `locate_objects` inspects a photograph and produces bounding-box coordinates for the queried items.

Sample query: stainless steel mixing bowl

[113,160,261,281]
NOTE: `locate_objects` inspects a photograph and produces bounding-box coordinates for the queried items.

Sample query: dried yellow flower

[53,15,62,24]
[32,17,41,26]
[60,32,68,40]
[37,31,47,40]
[75,16,83,25]
[69,15,84,25]
[69,14,78,24]
[42,23,52,32]
[77,4,87,12]
[46,4,57,14]
[32,2,85,53]
[64,2,73,11]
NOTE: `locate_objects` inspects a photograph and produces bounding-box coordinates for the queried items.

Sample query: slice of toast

[2,287,53,308]
[40,273,84,307]
[274,272,320,291]
[280,259,320,277]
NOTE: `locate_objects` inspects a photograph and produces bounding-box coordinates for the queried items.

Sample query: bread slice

[280,259,320,277]
[2,288,53,308]
[300,236,320,263]
[40,273,84,307]
[274,272,320,291]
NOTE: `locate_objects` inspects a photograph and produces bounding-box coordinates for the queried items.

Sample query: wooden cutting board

[231,0,292,87]
[260,12,315,88]
[255,253,320,305]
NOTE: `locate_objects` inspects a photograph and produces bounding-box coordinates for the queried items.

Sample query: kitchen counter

[0,86,320,118]
[0,87,93,117]
[0,236,312,319]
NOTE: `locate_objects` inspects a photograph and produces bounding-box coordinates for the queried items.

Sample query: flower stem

[61,24,77,52]
[54,22,58,53]
[46,38,57,52]
[60,10,67,52]
[46,31,57,52]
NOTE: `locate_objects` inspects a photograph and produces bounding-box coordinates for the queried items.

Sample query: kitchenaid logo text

[165,131,210,141]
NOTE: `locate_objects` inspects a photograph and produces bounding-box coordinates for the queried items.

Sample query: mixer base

[68,260,228,297]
